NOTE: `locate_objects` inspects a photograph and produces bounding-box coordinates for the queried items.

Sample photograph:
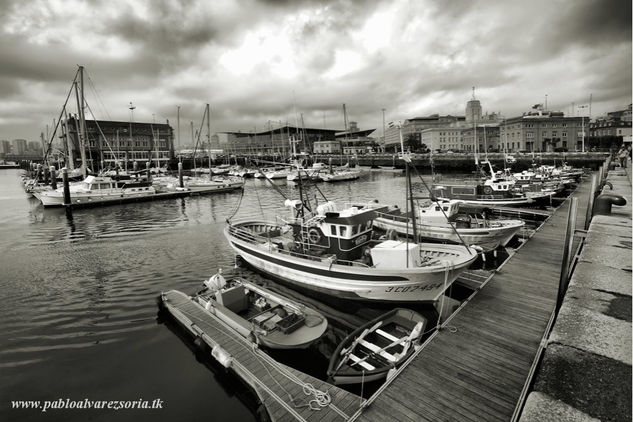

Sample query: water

[0,168,430,422]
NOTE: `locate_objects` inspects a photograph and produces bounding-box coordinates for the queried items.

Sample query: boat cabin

[78,175,152,192]
[286,201,388,261]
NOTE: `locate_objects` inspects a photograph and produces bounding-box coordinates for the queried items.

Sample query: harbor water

[0,168,457,422]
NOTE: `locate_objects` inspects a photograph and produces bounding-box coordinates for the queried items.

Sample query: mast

[177,105,180,151]
[63,108,75,169]
[190,121,195,172]
[129,101,135,170]
[74,82,87,177]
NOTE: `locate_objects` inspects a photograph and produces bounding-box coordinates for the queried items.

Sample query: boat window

[352,225,359,235]
[366,221,372,230]
[339,226,347,237]
[435,206,441,211]
[443,206,448,211]
[330,225,337,236]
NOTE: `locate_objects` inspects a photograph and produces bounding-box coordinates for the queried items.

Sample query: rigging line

[409,164,473,254]
[85,71,112,121]
[226,181,245,223]
[191,106,209,167]
[43,69,81,163]
[84,101,118,166]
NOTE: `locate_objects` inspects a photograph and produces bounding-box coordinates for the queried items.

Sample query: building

[462,125,500,152]
[336,125,377,154]
[217,125,342,155]
[420,127,464,152]
[0,140,11,154]
[499,109,583,152]
[64,117,175,170]
[12,139,27,155]
[384,115,466,152]
[313,140,341,154]
[465,95,482,125]
[589,104,632,146]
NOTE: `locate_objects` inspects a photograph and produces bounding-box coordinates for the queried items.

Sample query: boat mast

[74,84,87,177]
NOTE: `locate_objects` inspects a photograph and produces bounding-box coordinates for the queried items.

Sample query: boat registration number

[385,282,444,293]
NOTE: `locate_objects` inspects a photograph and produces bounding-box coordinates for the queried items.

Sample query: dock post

[50,166,57,190]
[597,165,604,185]
[36,163,42,182]
[558,197,578,310]
[146,161,151,180]
[43,166,49,185]
[328,157,333,174]
[178,162,184,188]
[133,160,138,174]
[62,167,71,207]
[584,174,598,231]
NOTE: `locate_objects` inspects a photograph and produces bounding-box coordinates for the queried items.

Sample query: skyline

[0,0,631,142]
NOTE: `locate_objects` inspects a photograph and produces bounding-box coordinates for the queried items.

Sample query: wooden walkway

[161,291,362,422]
[355,179,591,422]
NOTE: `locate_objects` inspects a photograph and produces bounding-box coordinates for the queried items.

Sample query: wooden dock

[354,178,591,422]
[161,290,362,422]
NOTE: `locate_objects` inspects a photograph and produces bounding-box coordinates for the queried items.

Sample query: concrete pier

[520,165,631,422]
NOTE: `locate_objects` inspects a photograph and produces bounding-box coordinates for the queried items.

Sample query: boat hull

[36,190,157,207]
[373,217,524,251]
[225,225,477,303]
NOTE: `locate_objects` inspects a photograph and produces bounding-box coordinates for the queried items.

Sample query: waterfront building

[12,139,27,155]
[420,127,464,152]
[465,94,482,125]
[499,109,583,152]
[589,104,632,146]
[64,117,175,170]
[218,125,341,155]
[462,124,501,153]
[384,115,466,152]
[313,140,341,154]
[336,124,377,154]
[0,140,11,155]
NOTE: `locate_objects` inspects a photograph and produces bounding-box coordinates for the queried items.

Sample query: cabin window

[339,226,347,237]
[366,221,372,230]
[435,206,440,211]
[330,226,337,236]
[352,225,359,235]
[443,206,448,211]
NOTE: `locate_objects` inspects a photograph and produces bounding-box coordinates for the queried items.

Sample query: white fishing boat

[265,168,291,180]
[225,199,478,303]
[374,199,525,252]
[327,308,426,384]
[35,175,156,207]
[159,273,328,350]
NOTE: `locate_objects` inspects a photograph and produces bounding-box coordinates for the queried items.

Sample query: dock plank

[356,177,591,422]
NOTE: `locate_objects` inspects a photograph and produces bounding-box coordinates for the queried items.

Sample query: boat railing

[375,211,410,223]
[228,224,370,268]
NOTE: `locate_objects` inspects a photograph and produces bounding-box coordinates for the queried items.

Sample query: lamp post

[129,102,136,162]
[381,108,386,153]
[578,104,588,153]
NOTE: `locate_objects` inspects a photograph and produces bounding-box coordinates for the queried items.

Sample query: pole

[177,105,180,150]
[50,166,57,189]
[178,162,183,188]
[585,174,598,231]
[382,108,386,153]
[62,167,71,207]
[129,101,135,164]
[78,66,89,176]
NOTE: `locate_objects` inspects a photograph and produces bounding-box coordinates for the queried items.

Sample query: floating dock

[353,177,592,422]
[160,290,362,422]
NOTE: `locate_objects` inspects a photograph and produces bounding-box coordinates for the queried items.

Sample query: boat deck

[354,177,591,422]
[161,290,362,422]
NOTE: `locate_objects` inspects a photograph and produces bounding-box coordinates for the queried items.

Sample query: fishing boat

[225,198,478,303]
[35,175,156,207]
[265,168,291,180]
[432,160,553,207]
[159,273,328,349]
[327,308,427,384]
[374,199,525,252]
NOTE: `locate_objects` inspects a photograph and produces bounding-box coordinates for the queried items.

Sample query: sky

[0,0,631,144]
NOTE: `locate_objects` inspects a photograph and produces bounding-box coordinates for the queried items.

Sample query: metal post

[146,161,151,180]
[558,197,578,310]
[178,162,184,188]
[584,174,597,231]
[62,167,71,207]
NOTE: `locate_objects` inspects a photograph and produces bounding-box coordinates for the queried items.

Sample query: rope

[169,295,334,413]
[226,181,246,223]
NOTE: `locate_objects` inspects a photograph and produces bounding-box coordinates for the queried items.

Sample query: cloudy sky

[1,0,630,143]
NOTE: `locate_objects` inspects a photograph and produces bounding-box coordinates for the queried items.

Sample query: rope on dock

[168,297,349,418]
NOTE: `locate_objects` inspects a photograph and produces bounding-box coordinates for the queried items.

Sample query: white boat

[35,175,156,207]
[321,169,361,183]
[160,273,328,350]
[265,168,291,180]
[286,168,322,182]
[225,199,478,303]
[374,199,525,252]
[185,176,244,194]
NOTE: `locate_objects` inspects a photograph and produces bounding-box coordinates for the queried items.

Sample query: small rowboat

[327,308,427,384]
[161,273,328,350]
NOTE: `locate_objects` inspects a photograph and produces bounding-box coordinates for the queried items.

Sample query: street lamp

[578,104,588,153]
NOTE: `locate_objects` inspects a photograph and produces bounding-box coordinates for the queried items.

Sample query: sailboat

[224,130,478,303]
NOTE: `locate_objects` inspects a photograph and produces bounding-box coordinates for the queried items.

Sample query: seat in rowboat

[376,329,400,343]
[348,353,376,371]
[359,340,398,362]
